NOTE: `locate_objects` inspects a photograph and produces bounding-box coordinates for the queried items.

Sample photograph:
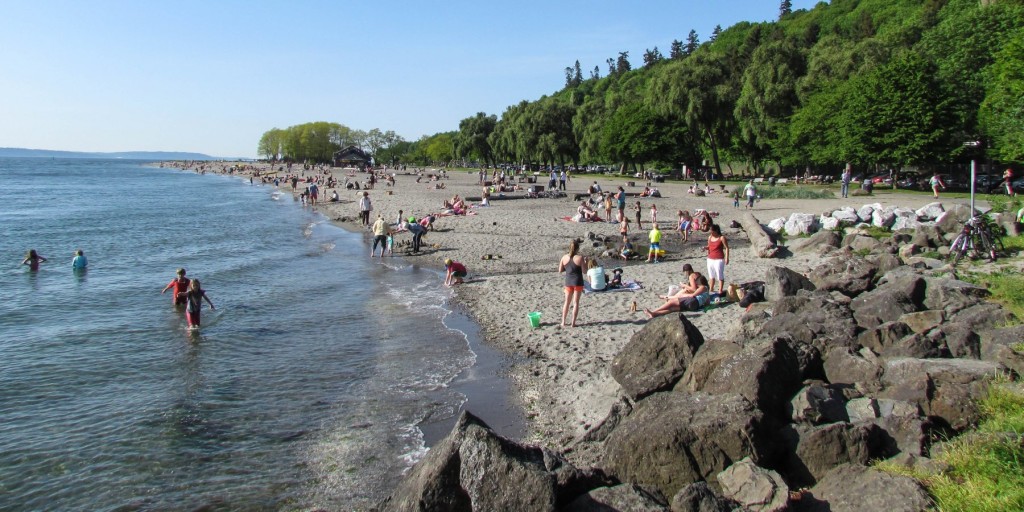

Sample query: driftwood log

[739,212,779,258]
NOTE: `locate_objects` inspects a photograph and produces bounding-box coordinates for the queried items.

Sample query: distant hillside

[0,147,218,160]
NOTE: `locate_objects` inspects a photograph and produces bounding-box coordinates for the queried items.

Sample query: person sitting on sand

[444,258,466,286]
[620,236,637,260]
[608,267,623,288]
[585,257,607,291]
[329,190,340,202]
[644,270,710,319]
[640,186,652,197]
[577,202,597,221]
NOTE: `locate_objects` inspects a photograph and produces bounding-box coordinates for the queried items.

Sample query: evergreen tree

[710,25,722,43]
[780,0,792,19]
[564,66,574,88]
[670,39,684,59]
[590,65,601,80]
[643,47,663,67]
[607,57,616,75]
[616,52,631,73]
[573,60,584,86]
[685,30,700,55]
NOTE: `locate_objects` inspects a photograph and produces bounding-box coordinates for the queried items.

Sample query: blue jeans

[841,182,849,198]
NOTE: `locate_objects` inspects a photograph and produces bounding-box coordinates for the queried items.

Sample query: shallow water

[0,158,521,511]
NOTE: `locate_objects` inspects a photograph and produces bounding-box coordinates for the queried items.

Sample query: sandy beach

[188,163,964,455]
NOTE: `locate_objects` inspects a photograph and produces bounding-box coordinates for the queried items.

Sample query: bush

[987,195,1022,215]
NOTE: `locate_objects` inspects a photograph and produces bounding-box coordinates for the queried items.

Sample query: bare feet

[643,308,654,319]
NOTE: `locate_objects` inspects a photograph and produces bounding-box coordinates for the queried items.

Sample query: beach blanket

[561,215,605,223]
[584,280,643,294]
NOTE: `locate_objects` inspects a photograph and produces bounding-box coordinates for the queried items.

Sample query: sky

[0,0,821,158]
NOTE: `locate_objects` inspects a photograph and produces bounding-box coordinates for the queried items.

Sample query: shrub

[757,187,835,200]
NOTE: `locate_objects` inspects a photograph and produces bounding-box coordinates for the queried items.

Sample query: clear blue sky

[0,0,820,158]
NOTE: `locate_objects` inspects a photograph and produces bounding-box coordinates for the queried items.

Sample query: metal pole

[970,159,976,214]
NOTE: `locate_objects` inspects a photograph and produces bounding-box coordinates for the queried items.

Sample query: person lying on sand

[645,270,710,318]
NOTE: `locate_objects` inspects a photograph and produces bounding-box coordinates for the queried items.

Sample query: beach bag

[738,281,766,308]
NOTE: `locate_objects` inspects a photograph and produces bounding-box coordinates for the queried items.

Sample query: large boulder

[789,382,849,425]
[563,484,669,512]
[871,207,896,228]
[788,230,841,253]
[700,338,803,416]
[899,310,945,334]
[670,482,738,512]
[847,234,883,254]
[767,217,786,233]
[921,276,990,315]
[856,321,914,354]
[891,215,920,231]
[925,323,981,359]
[798,464,933,512]
[807,253,879,297]
[785,213,819,236]
[610,313,705,400]
[849,275,925,329]
[717,458,789,512]
[380,412,595,511]
[979,326,1024,376]
[879,358,1007,430]
[602,392,769,497]
[831,207,860,225]
[780,422,897,486]
[763,266,816,302]
[915,202,945,221]
[758,292,860,356]
[911,225,945,249]
[948,302,1016,332]
[819,215,841,231]
[822,347,884,393]
[676,338,744,393]
[857,204,882,223]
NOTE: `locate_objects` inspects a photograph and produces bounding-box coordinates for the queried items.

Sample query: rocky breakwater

[376,240,1019,511]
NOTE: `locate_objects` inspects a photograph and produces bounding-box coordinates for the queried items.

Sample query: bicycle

[947,214,1001,265]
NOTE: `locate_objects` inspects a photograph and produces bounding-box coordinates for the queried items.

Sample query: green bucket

[527,311,541,328]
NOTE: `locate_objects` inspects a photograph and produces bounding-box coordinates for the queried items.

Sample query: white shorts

[707,258,725,281]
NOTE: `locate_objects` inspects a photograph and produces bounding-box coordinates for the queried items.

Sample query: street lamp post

[964,141,981,214]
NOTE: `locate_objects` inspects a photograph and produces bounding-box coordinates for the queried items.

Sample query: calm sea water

[0,158,520,511]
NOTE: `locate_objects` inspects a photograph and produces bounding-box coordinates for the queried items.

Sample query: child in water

[22,249,48,271]
[181,279,215,330]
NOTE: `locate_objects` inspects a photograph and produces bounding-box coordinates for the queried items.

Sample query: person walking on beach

[929,173,946,199]
[743,180,757,209]
[71,250,88,271]
[308,182,319,205]
[559,170,567,191]
[444,258,467,286]
[371,214,390,258]
[647,223,662,263]
[22,249,48,271]
[161,268,191,306]
[558,240,585,328]
[181,279,215,329]
[706,224,729,295]
[358,191,372,226]
[841,164,852,199]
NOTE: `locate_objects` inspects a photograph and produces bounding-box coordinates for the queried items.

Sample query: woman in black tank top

[558,240,585,327]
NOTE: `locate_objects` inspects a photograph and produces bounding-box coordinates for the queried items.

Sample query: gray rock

[871,208,896,228]
[781,422,897,486]
[911,225,944,248]
[979,326,1024,376]
[850,284,923,330]
[807,253,878,297]
[857,204,881,223]
[891,215,919,231]
[922,277,991,315]
[800,464,932,512]
[899,310,945,334]
[845,397,880,423]
[905,256,946,269]
[670,482,738,512]
[788,230,841,253]
[879,358,1007,430]
[831,207,860,225]
[380,411,590,512]
[602,392,768,498]
[717,458,789,512]
[764,266,816,302]
[848,234,883,253]
[884,333,947,359]
[676,339,743,393]
[766,217,786,233]
[564,484,669,512]
[785,213,819,236]
[915,202,945,220]
[869,252,903,274]
[857,321,914,354]
[701,338,803,416]
[926,323,981,359]
[949,302,1015,332]
[823,347,884,393]
[819,215,840,231]
[611,313,706,400]
[790,382,849,424]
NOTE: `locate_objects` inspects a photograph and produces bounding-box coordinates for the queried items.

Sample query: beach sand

[196,163,960,454]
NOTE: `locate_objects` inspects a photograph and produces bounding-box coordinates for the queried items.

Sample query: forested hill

[0,148,217,160]
[261,0,1024,175]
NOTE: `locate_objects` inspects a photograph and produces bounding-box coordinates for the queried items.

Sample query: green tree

[257,128,285,160]
[616,52,632,73]
[980,29,1024,162]
[685,30,700,55]
[710,25,722,43]
[780,0,793,19]
[670,39,684,59]
[455,112,497,166]
[423,132,456,164]
[642,47,663,66]
[734,40,806,169]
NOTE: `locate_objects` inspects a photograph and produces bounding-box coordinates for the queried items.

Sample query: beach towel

[584,280,643,294]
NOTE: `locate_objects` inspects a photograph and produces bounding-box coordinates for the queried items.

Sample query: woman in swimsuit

[557,240,585,328]
[22,249,48,271]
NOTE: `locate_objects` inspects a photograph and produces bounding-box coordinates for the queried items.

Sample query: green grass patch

[855,226,893,239]
[961,270,1024,321]
[1012,343,1024,353]
[986,195,1022,215]
[878,385,1024,512]
[919,250,942,260]
[1003,235,1024,254]
[757,186,835,200]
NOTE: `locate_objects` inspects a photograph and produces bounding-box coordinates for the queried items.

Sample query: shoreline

[165,161,972,455]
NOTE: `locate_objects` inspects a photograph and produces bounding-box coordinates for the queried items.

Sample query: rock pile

[764,202,1008,239]
[377,240,1018,511]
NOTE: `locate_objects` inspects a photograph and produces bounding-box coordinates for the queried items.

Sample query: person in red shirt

[705,224,730,295]
[444,259,467,286]
[161,268,191,306]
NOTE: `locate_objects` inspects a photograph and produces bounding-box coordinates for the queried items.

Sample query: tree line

[259,0,1024,175]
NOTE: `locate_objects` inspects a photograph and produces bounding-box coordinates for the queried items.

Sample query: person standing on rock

[558,240,585,328]
[705,224,729,295]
